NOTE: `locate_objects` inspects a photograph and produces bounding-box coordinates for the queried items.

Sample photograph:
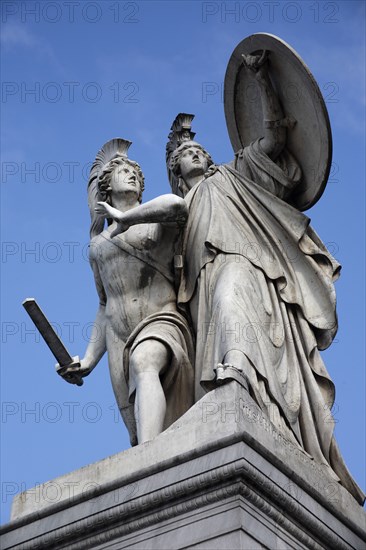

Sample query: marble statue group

[45,35,364,504]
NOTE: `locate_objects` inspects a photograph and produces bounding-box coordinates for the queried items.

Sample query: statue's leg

[129,339,171,444]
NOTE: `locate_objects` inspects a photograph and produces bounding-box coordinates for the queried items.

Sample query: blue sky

[1,0,365,522]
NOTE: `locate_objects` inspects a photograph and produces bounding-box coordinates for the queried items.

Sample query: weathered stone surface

[1,381,365,549]
[22,34,363,507]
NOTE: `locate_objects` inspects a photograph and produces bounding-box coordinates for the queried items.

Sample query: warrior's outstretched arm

[96,195,188,238]
[242,51,288,160]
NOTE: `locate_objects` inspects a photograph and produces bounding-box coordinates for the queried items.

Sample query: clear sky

[1,0,365,523]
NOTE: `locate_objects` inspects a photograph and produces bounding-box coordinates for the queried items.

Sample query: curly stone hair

[169,141,214,178]
[98,155,145,204]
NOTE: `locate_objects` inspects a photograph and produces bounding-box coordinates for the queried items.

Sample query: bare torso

[90,222,179,341]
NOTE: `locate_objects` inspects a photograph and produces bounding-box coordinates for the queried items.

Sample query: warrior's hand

[242,50,269,78]
[57,358,92,386]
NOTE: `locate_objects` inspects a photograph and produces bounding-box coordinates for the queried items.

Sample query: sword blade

[22,298,74,367]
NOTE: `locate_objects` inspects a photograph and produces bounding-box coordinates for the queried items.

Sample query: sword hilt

[56,356,84,386]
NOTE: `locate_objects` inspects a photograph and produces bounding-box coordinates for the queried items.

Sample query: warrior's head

[88,138,144,238]
[98,155,145,205]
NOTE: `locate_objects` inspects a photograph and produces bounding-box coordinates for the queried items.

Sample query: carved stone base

[1,381,365,549]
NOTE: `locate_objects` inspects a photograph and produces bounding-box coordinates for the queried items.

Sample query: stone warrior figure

[59,139,194,446]
[159,48,360,503]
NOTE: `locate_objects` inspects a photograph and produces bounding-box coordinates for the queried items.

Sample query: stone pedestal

[1,381,365,549]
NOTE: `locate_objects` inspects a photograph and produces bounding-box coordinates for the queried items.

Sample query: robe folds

[178,140,365,504]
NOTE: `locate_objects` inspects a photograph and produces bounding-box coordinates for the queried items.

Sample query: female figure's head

[169,141,213,195]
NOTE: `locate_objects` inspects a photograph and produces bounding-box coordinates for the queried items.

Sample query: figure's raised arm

[96,194,188,239]
[242,51,294,160]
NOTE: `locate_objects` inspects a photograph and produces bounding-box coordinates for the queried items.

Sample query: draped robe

[178,140,365,504]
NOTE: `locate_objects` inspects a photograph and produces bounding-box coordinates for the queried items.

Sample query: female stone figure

[163,52,364,503]
[60,139,194,446]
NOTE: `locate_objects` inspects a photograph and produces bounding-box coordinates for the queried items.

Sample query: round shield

[224,33,332,211]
